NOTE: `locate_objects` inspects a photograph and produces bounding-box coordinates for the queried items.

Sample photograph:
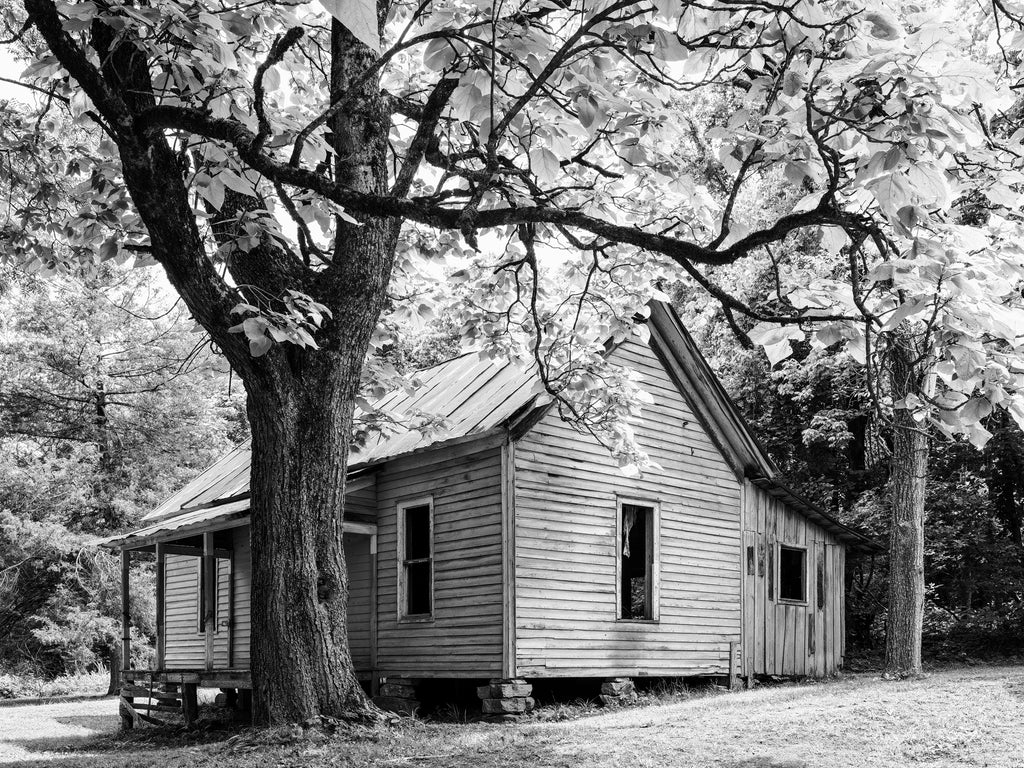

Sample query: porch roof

[97,473,378,550]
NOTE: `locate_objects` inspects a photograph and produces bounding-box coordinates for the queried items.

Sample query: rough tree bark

[247,350,370,723]
[884,335,929,677]
[22,0,397,723]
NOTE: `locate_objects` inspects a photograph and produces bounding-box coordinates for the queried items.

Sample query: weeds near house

[0,668,109,700]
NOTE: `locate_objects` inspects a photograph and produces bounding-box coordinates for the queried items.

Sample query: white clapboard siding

[741,481,845,677]
[231,527,251,668]
[374,442,504,678]
[163,554,204,669]
[212,556,231,667]
[344,533,373,673]
[513,336,743,678]
[163,540,238,670]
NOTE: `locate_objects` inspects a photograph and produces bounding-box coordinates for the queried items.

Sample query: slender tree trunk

[884,341,929,677]
[92,378,117,527]
[106,643,122,696]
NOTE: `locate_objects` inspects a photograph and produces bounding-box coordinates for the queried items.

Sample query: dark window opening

[779,546,806,602]
[619,504,654,620]
[402,503,433,617]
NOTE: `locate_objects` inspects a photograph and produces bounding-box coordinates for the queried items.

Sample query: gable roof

[103,301,876,550]
[135,352,538,526]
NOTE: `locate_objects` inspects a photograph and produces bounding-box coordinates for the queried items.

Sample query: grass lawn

[1,666,1022,768]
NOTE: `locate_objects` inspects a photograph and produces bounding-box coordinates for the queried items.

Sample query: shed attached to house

[103,301,874,723]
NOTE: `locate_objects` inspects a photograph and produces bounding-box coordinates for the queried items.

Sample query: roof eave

[746,474,883,552]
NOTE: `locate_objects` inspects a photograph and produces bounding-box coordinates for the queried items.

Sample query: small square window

[779,546,806,603]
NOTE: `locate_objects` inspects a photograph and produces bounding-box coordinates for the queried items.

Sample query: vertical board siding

[741,481,845,677]
[374,444,504,677]
[513,336,743,678]
[345,533,373,673]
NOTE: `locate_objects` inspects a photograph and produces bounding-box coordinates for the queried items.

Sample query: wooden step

[136,711,168,726]
[120,685,155,697]
[134,703,183,714]
[121,686,181,703]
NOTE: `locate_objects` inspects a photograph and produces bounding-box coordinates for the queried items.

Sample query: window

[617,501,658,621]
[779,546,807,603]
[399,499,433,619]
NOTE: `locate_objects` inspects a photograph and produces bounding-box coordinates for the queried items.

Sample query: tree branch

[251,27,305,155]
[391,76,459,198]
[138,103,865,269]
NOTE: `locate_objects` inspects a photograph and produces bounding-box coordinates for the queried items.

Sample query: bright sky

[0,46,28,103]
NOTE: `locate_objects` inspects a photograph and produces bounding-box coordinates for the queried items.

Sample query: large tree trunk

[884,341,929,677]
[25,0,397,725]
[246,346,371,724]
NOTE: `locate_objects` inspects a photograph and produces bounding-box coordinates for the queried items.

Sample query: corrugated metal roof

[747,476,881,551]
[121,304,876,552]
[101,499,251,548]
[141,352,538,525]
[146,444,252,522]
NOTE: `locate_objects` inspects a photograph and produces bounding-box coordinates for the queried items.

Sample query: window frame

[397,496,435,623]
[614,497,660,623]
[777,544,808,605]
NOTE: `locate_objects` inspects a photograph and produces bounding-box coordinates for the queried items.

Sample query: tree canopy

[4,0,1024,718]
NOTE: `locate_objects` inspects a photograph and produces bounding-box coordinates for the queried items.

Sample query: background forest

[1,251,1021,697]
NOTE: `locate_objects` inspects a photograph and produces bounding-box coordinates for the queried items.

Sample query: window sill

[398,615,435,624]
[615,618,660,624]
[777,598,808,606]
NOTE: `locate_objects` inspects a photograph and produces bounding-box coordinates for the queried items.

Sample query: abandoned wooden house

[102,301,875,723]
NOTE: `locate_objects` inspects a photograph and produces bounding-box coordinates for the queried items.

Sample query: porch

[112,483,378,728]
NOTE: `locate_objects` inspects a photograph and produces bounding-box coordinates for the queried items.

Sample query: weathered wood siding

[513,336,743,678]
[345,533,373,674]
[374,441,504,677]
[163,552,232,670]
[163,554,203,669]
[741,481,845,677]
[230,527,251,668]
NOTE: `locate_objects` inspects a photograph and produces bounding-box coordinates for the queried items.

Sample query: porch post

[120,549,131,669]
[119,549,133,731]
[155,542,165,670]
[203,532,215,671]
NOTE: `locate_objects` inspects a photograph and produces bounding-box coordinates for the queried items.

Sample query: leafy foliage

[0,265,243,679]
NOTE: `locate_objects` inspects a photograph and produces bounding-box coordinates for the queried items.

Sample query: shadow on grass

[0,723,582,768]
[1,715,243,768]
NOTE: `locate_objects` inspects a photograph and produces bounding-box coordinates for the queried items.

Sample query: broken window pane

[406,561,432,615]
[620,504,654,620]
[404,505,431,560]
